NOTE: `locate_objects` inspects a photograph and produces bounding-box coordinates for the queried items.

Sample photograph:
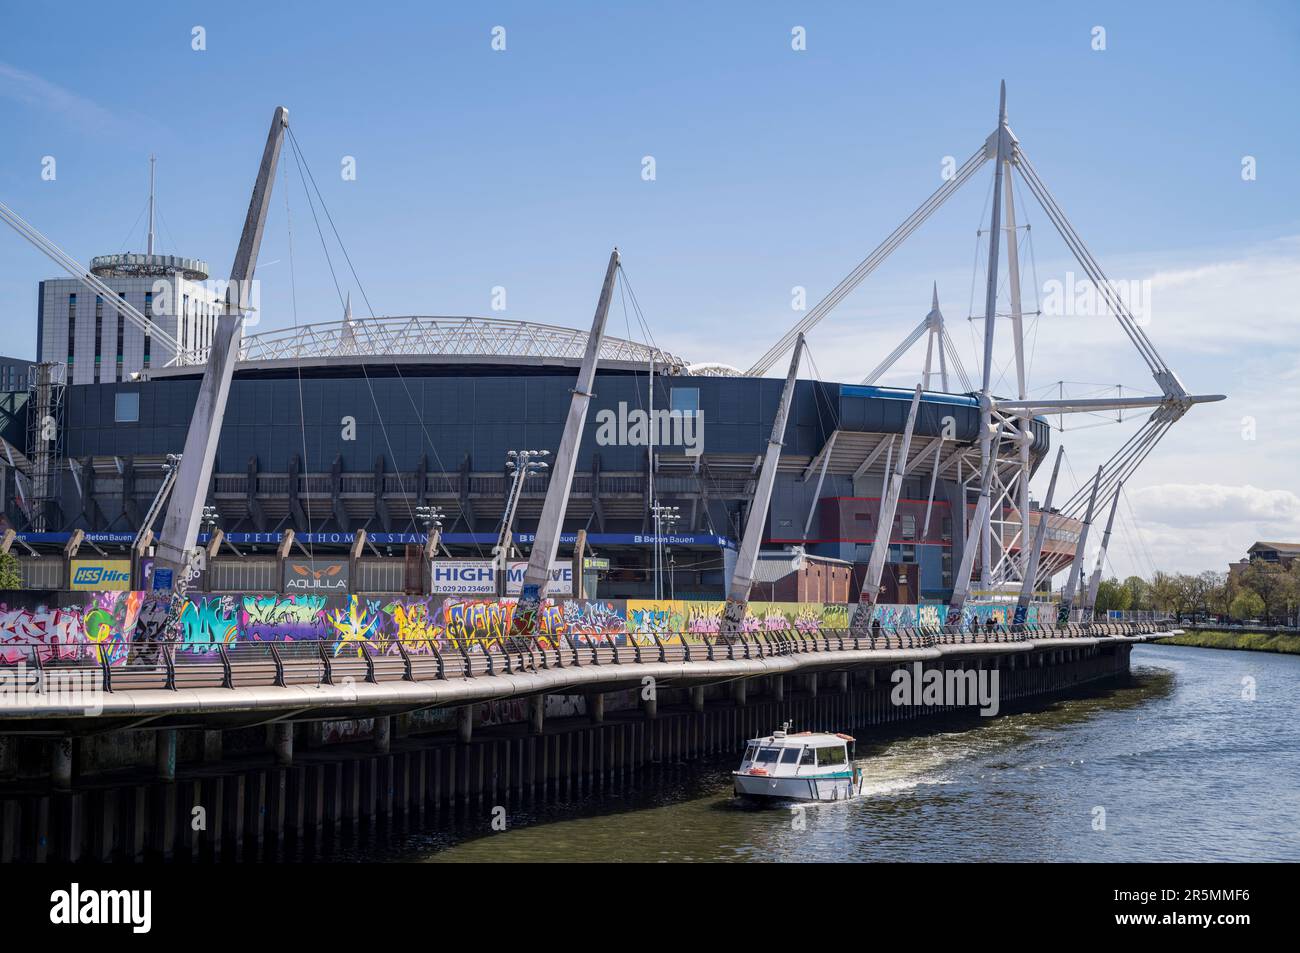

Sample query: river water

[357,645,1300,862]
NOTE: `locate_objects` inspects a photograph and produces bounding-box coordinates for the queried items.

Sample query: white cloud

[1131,483,1300,526]
[0,60,123,131]
[1108,483,1300,577]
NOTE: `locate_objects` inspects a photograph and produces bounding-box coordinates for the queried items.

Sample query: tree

[1094,577,1131,612]
[1148,572,1179,616]
[1122,575,1150,611]
[1238,561,1297,624]
[0,551,20,590]
[1229,590,1264,621]
[1285,560,1300,626]
[1204,571,1232,618]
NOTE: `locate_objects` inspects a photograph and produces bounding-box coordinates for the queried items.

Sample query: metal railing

[17,559,64,590]
[0,622,1163,695]
[205,559,278,593]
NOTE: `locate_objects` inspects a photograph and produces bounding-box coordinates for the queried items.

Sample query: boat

[732,723,863,802]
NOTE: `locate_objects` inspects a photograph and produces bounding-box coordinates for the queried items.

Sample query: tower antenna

[147,154,156,255]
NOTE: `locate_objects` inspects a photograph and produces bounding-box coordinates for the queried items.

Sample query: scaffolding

[25,361,66,532]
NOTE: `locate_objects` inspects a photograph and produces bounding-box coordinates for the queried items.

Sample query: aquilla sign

[283,559,350,592]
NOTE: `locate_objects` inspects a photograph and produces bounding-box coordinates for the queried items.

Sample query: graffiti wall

[849,601,1044,630]
[0,592,1045,666]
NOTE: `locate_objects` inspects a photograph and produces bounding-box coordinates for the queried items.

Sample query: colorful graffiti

[240,594,329,642]
[0,605,84,664]
[851,601,1042,631]
[179,596,239,654]
[0,592,1045,667]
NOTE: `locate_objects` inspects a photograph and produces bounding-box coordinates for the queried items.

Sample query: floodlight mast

[153,106,289,585]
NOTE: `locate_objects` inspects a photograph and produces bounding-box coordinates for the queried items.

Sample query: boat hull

[732,772,857,802]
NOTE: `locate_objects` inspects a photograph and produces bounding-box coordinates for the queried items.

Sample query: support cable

[747,146,990,376]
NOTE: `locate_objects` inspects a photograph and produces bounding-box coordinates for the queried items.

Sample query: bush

[0,550,20,590]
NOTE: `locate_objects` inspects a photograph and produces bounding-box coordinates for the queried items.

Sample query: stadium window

[143,292,152,367]
[114,391,140,423]
[67,293,76,363]
[901,513,917,540]
[670,387,700,414]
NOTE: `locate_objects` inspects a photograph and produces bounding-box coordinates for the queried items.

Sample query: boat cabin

[738,729,854,778]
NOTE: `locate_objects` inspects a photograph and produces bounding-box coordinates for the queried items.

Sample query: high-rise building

[35,156,224,385]
[37,254,221,384]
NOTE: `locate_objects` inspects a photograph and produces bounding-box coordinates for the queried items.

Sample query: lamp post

[415,505,445,593]
[194,504,219,592]
[497,450,549,596]
[650,502,680,600]
[200,504,219,535]
[415,504,445,545]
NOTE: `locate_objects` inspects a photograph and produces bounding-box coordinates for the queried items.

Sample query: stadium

[1,91,1220,613]
[1,305,1077,603]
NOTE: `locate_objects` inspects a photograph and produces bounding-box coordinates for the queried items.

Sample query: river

[346,644,1300,862]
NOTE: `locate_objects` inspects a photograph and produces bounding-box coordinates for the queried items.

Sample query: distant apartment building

[0,355,34,392]
[1229,541,1300,580]
[36,253,221,385]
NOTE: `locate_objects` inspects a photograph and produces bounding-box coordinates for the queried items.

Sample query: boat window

[800,747,816,765]
[744,745,758,763]
[816,745,847,766]
[754,747,781,764]
[779,747,802,765]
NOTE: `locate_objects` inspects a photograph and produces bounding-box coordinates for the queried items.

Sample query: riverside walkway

[0,622,1170,729]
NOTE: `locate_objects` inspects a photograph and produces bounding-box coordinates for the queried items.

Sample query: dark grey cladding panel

[59,368,1043,472]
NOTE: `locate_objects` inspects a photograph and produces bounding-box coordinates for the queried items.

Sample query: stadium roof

[164,314,690,376]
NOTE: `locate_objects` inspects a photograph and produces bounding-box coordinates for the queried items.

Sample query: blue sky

[2,0,1298,577]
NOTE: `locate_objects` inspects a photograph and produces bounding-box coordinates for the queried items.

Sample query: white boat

[732,724,863,802]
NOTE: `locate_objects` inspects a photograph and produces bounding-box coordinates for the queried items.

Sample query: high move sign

[430,560,573,596]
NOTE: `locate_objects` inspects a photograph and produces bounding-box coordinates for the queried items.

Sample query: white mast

[1057,466,1102,625]
[947,425,1003,625]
[978,81,1012,591]
[722,335,804,635]
[1001,148,1032,588]
[154,107,289,582]
[921,284,949,392]
[1082,482,1123,621]
[1013,445,1063,625]
[147,154,157,255]
[852,384,923,633]
[518,248,619,618]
